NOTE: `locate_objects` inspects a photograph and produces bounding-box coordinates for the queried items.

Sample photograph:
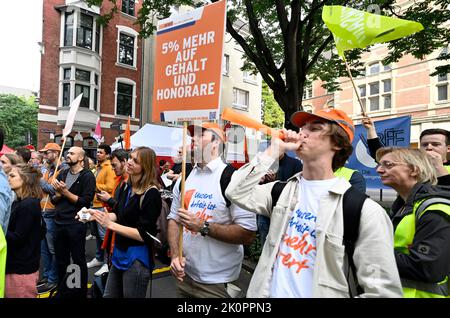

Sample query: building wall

[221,33,262,122]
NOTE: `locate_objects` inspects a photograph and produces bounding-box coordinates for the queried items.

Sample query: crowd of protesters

[0,106,449,299]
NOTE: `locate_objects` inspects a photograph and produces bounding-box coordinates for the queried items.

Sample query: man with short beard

[51,146,95,298]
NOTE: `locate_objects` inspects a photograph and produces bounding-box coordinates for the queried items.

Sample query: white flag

[62,94,83,138]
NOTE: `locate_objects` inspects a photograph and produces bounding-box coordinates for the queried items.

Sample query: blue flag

[347,116,411,189]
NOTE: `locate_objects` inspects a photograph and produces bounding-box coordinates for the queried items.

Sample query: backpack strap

[139,186,158,210]
[177,164,235,208]
[220,164,236,208]
[271,181,288,209]
[342,186,367,297]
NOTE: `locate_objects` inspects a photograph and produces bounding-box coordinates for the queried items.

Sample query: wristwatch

[199,221,210,237]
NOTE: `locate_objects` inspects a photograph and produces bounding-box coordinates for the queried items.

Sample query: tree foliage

[262,82,285,129]
[0,94,38,149]
[87,0,449,128]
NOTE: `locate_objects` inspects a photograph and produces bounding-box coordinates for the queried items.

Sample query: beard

[66,159,77,166]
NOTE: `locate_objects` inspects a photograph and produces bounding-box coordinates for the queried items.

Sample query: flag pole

[178,122,187,260]
[343,56,367,116]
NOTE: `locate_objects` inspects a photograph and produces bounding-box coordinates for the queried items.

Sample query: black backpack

[271,182,367,297]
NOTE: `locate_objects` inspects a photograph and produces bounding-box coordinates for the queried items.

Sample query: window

[369,82,379,95]
[75,84,90,108]
[233,88,249,110]
[383,64,392,71]
[95,23,100,53]
[438,73,448,82]
[63,68,71,80]
[438,85,448,101]
[303,85,313,99]
[119,33,134,66]
[64,12,74,46]
[223,54,229,75]
[63,83,70,106]
[117,82,133,116]
[437,73,449,101]
[383,79,391,92]
[369,97,379,111]
[75,69,90,82]
[384,95,391,109]
[93,74,99,111]
[243,70,257,83]
[122,0,135,16]
[369,62,380,75]
[359,79,392,111]
[359,85,366,97]
[77,13,93,49]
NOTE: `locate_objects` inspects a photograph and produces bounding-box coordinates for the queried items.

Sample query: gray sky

[0,0,43,92]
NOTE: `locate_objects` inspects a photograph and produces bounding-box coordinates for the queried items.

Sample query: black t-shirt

[6,197,42,274]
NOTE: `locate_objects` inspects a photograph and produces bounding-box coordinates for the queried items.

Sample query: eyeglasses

[376,160,407,170]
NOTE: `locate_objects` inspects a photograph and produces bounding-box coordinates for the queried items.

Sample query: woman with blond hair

[376,147,450,298]
[86,147,162,298]
[5,164,43,298]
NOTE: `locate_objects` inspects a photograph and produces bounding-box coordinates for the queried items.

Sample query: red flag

[93,117,103,143]
[124,116,131,150]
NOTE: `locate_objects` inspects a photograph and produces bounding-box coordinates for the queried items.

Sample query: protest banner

[152,0,226,123]
[347,115,411,189]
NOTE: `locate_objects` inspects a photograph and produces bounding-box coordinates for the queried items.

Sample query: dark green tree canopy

[87,0,449,128]
[0,94,38,149]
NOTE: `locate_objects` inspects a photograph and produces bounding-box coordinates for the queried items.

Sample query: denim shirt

[0,168,13,234]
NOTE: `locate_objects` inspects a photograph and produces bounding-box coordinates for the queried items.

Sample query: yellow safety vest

[334,167,355,181]
[394,198,450,298]
[0,227,6,298]
[445,165,450,174]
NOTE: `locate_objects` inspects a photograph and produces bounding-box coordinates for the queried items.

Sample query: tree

[0,95,38,149]
[262,82,284,129]
[88,0,449,128]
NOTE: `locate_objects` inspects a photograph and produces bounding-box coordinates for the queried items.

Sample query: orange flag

[124,116,131,150]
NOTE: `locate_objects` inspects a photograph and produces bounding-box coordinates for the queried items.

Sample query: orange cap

[290,108,355,142]
[187,122,225,142]
[39,142,62,152]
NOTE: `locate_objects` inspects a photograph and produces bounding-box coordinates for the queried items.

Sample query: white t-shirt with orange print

[270,176,339,298]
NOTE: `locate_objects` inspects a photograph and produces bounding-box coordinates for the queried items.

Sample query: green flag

[322,5,424,58]
[0,228,6,298]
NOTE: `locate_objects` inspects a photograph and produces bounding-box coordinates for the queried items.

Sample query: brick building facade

[38,0,142,159]
[302,44,450,145]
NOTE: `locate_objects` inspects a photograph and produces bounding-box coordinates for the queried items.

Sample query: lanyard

[124,185,133,208]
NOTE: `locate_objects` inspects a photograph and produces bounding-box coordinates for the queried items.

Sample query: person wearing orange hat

[36,142,63,294]
[167,122,257,298]
[226,108,403,298]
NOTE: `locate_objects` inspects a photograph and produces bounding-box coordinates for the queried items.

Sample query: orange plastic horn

[221,108,285,139]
